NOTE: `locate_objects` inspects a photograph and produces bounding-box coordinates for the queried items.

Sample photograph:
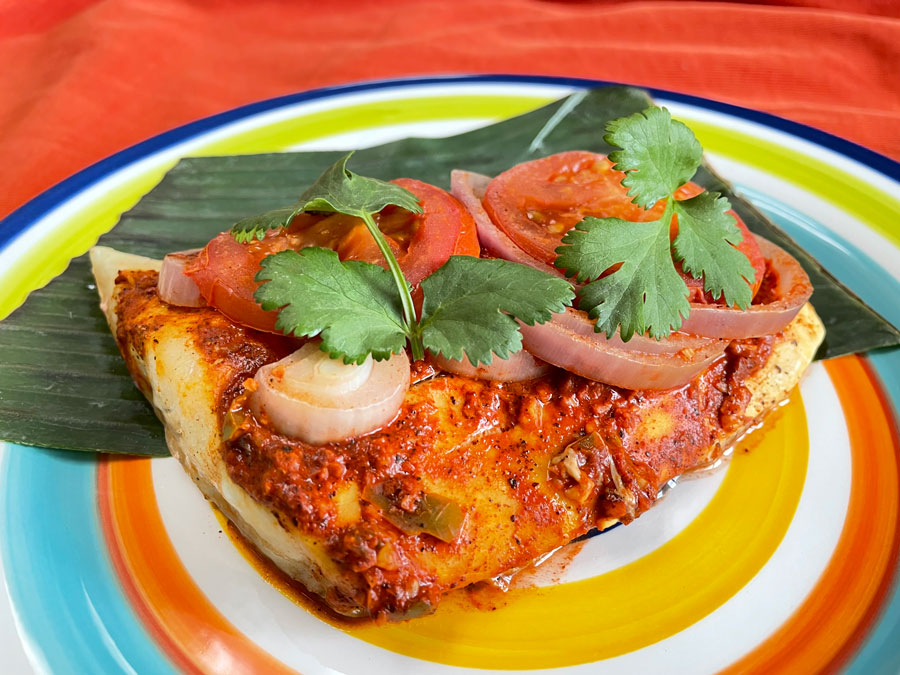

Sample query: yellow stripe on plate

[347,393,809,669]
[682,118,900,247]
[6,88,899,320]
[0,94,549,318]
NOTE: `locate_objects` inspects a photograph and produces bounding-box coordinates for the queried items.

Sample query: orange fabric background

[2,0,899,220]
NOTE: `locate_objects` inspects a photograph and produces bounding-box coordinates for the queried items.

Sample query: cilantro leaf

[295,153,423,218]
[556,214,690,340]
[604,106,702,209]
[255,247,407,364]
[235,152,426,358]
[247,158,573,366]
[419,256,574,365]
[556,105,758,341]
[232,207,298,243]
[672,192,756,308]
[231,152,422,242]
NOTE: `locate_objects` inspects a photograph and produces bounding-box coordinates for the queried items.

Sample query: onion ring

[551,307,724,356]
[518,308,727,390]
[450,170,564,279]
[430,349,552,382]
[159,248,205,307]
[679,235,813,338]
[251,344,410,445]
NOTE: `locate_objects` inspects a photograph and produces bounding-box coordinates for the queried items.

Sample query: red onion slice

[430,349,552,382]
[451,170,565,279]
[680,235,813,338]
[159,249,205,307]
[519,308,727,390]
[551,307,724,356]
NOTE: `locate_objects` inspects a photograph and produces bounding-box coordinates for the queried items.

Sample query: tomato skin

[739,220,767,298]
[449,189,481,258]
[186,179,480,333]
[390,178,479,284]
[186,232,290,333]
[484,150,765,304]
[680,213,766,303]
[484,151,662,265]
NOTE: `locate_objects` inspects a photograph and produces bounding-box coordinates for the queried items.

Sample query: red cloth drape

[2,0,899,219]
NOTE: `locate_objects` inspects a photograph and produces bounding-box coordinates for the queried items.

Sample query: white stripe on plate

[706,152,900,286]
[0,81,571,285]
[663,100,900,203]
[0,445,41,675]
[153,365,851,675]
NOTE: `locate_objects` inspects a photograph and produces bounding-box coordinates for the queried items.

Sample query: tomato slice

[186,230,291,333]
[186,179,479,333]
[483,151,766,304]
[390,178,480,284]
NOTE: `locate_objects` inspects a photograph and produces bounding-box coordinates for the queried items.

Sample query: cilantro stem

[360,212,425,361]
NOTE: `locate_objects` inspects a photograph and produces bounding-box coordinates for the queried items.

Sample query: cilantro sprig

[255,247,407,362]
[555,106,757,341]
[234,154,424,355]
[244,154,573,364]
[231,153,423,243]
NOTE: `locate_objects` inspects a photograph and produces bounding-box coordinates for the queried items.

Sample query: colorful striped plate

[1,76,898,675]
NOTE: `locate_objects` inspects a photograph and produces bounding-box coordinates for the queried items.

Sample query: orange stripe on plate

[97,356,899,673]
[720,355,900,675]
[98,459,203,675]
[97,457,299,675]
[101,393,810,671]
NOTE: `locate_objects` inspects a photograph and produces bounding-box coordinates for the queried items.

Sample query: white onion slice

[250,343,410,445]
[679,235,813,338]
[450,170,564,278]
[431,349,552,382]
[158,248,205,307]
[519,308,727,390]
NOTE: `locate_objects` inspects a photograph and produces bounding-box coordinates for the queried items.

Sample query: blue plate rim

[2,74,900,256]
[1,74,899,675]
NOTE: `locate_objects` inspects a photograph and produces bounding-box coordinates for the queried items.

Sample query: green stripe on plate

[4,91,900,321]
[0,95,548,318]
[682,117,900,247]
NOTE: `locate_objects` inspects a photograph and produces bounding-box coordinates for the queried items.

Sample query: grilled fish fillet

[90,245,825,619]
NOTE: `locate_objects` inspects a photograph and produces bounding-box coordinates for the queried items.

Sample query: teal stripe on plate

[0,191,898,675]
[742,186,900,675]
[0,447,176,675]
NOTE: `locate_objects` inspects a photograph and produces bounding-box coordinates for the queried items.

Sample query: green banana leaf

[1,86,897,456]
